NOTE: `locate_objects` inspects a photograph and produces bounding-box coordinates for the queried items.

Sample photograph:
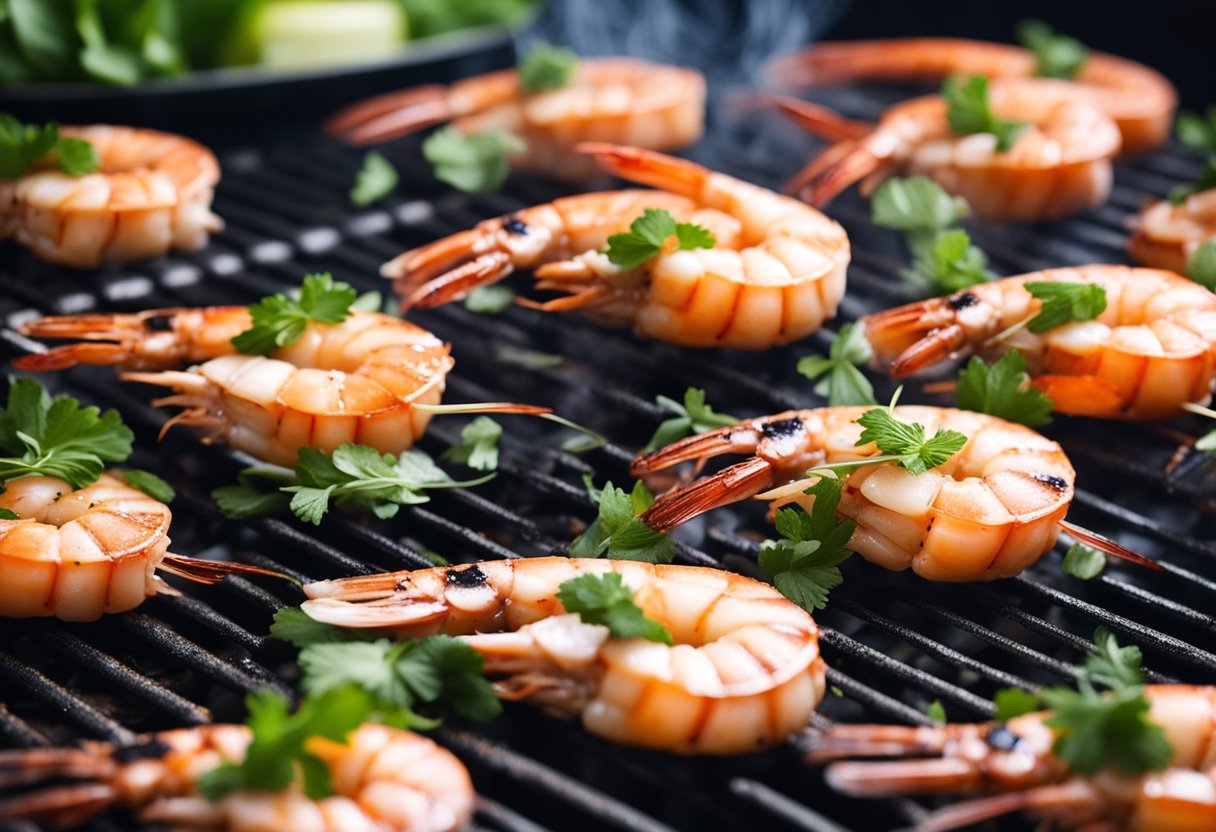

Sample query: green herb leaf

[1186,240,1216,291]
[1024,281,1108,333]
[350,151,398,206]
[1079,627,1146,690]
[0,115,99,179]
[0,508,20,520]
[904,228,993,293]
[121,469,175,503]
[197,686,373,802]
[442,416,502,471]
[517,40,578,93]
[231,273,359,356]
[643,387,738,452]
[1041,684,1171,775]
[54,136,100,175]
[270,608,349,649]
[556,572,673,644]
[870,176,970,233]
[213,465,295,519]
[604,208,716,270]
[942,74,1031,152]
[854,401,968,475]
[926,700,947,722]
[956,352,1054,426]
[1062,542,1106,579]
[569,480,676,563]
[993,687,1041,721]
[758,477,856,612]
[423,126,526,193]
[797,323,878,407]
[1198,428,1216,454]
[0,378,133,489]
[464,285,516,314]
[1176,107,1216,154]
[1169,158,1216,204]
[1017,19,1089,79]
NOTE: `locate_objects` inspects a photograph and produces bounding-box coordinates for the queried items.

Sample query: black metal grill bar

[729,778,852,832]
[0,652,133,744]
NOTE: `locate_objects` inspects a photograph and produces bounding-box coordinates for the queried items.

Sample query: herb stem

[1182,402,1216,420]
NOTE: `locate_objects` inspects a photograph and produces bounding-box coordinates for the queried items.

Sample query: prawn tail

[1058,520,1164,572]
[914,781,1100,832]
[639,456,776,533]
[325,84,452,144]
[770,95,874,143]
[12,343,134,372]
[516,285,615,313]
[784,138,885,207]
[158,554,299,586]
[394,248,515,311]
[575,142,709,199]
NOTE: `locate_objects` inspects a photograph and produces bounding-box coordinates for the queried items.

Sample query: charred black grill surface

[1,84,1213,832]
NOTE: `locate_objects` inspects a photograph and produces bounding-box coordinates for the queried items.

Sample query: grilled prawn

[632,406,1142,582]
[0,125,222,268]
[778,78,1121,221]
[327,58,705,182]
[0,472,275,621]
[387,143,850,350]
[807,685,1216,831]
[302,557,827,755]
[766,37,1177,154]
[14,306,544,467]
[1130,189,1216,274]
[864,266,1216,420]
[0,723,474,831]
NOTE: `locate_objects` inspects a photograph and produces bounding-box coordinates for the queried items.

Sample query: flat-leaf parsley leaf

[231,273,359,356]
[441,416,502,471]
[797,323,877,407]
[557,572,672,644]
[1017,20,1089,80]
[0,115,100,179]
[1024,281,1107,333]
[423,126,526,193]
[569,479,676,563]
[955,351,1054,426]
[758,477,856,612]
[854,396,968,475]
[604,208,715,270]
[350,151,398,206]
[943,74,1031,152]
[518,40,578,92]
[643,387,738,452]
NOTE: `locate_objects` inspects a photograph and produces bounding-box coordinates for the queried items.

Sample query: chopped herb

[926,700,947,722]
[350,290,385,314]
[1186,241,1216,291]
[1168,159,1216,204]
[269,608,347,648]
[212,464,294,519]
[797,324,877,407]
[569,479,676,563]
[993,687,1041,721]
[758,477,856,612]
[350,151,398,206]
[643,387,738,452]
[942,74,1031,153]
[1198,429,1216,454]
[231,273,359,356]
[556,572,672,644]
[197,686,373,802]
[0,378,133,489]
[1024,281,1107,333]
[1168,108,1216,203]
[854,395,968,475]
[955,352,1054,427]
[1017,20,1089,79]
[121,469,176,503]
[517,40,578,93]
[1062,542,1106,579]
[423,126,525,193]
[0,508,19,520]
[904,228,993,293]
[870,176,969,233]
[441,416,502,471]
[0,115,99,179]
[464,285,516,314]
[603,208,716,270]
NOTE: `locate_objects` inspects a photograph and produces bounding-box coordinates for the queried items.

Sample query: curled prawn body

[863,266,1216,420]
[0,723,474,832]
[14,307,459,467]
[780,78,1121,222]
[632,406,1083,582]
[386,143,850,350]
[327,59,706,182]
[766,37,1177,154]
[302,557,827,755]
[807,685,1216,831]
[1130,189,1216,274]
[0,125,222,268]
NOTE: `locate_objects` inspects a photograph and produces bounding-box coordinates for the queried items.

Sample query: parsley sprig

[990,629,1172,775]
[758,477,856,612]
[569,478,676,563]
[197,686,373,801]
[1017,20,1089,80]
[0,378,133,489]
[557,572,672,644]
[1186,241,1216,291]
[942,74,1031,153]
[518,40,578,93]
[213,444,493,525]
[604,209,716,270]
[231,274,359,356]
[797,324,878,407]
[350,151,398,206]
[852,392,967,475]
[423,126,526,193]
[644,387,738,452]
[1024,281,1107,333]
[870,177,993,294]
[1171,108,1216,203]
[464,285,517,315]
[441,416,502,472]
[1062,542,1106,579]
[956,351,1054,427]
[0,115,99,179]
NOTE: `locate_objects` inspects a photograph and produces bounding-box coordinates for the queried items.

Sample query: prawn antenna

[1058,520,1163,572]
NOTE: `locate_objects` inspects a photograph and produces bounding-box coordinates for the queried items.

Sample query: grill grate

[1,79,1214,832]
